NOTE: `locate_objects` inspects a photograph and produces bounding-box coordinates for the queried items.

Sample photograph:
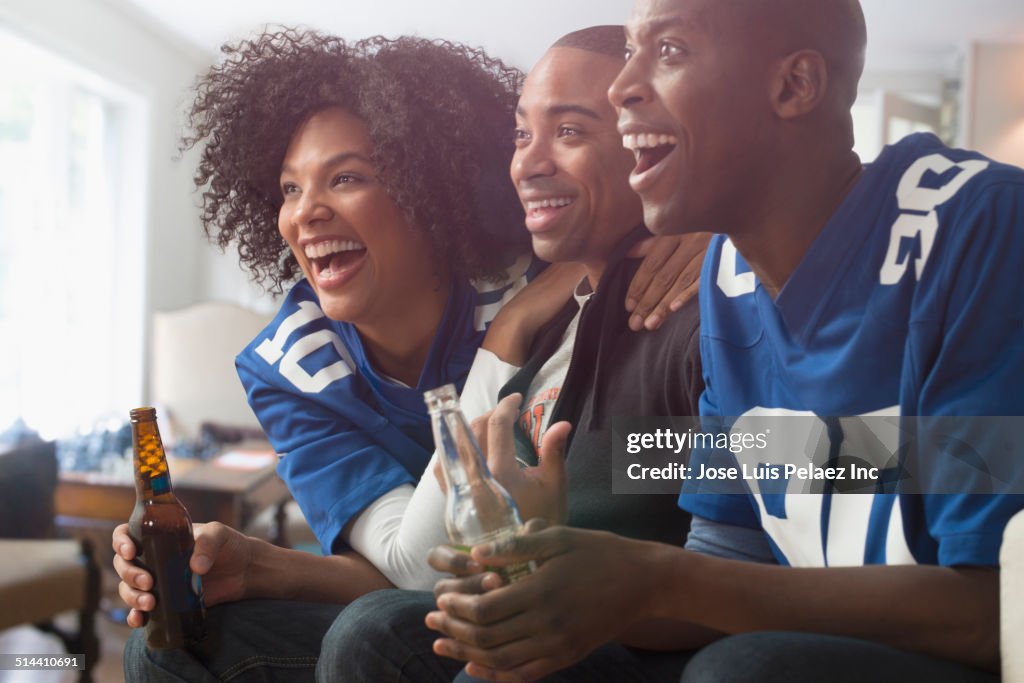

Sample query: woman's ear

[769,50,829,120]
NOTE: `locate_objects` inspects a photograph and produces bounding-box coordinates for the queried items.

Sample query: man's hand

[425,522,658,682]
[470,394,571,525]
[112,521,254,627]
[626,232,711,331]
[483,263,584,365]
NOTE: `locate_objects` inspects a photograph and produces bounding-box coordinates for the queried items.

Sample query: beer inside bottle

[424,385,532,584]
[127,407,204,649]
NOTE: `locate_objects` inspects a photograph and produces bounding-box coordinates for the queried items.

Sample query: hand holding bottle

[472,393,571,526]
[113,520,255,627]
[426,385,546,583]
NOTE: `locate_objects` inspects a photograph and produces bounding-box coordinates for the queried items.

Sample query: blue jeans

[324,590,999,683]
[320,589,691,682]
[123,599,343,683]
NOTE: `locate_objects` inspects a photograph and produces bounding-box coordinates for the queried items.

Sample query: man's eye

[514,128,531,144]
[624,46,634,61]
[659,42,683,59]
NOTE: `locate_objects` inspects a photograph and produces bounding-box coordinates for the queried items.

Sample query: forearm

[245,537,393,603]
[640,543,999,671]
[617,618,722,652]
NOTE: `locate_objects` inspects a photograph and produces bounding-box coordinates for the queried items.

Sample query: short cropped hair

[551,25,626,58]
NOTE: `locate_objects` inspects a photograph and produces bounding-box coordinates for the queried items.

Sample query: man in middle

[317,24,707,682]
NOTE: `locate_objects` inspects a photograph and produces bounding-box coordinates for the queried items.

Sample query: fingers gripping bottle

[424,384,532,583]
[127,407,205,648]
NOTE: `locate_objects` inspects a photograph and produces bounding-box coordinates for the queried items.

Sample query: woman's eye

[281,182,299,196]
[514,128,531,144]
[624,46,634,61]
[557,126,581,138]
[333,174,359,186]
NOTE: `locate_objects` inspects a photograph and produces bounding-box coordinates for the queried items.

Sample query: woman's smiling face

[277,106,440,325]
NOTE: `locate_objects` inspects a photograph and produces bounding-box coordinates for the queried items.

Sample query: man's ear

[769,50,828,119]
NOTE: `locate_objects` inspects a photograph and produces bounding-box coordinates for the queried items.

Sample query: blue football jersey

[680,133,1024,568]
[236,253,543,554]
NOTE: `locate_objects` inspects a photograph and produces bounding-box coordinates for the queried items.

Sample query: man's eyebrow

[280,151,373,175]
[627,15,697,40]
[515,103,603,120]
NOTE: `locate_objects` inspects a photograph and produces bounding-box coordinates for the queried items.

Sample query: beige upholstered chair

[1002,509,1024,681]
[152,301,273,440]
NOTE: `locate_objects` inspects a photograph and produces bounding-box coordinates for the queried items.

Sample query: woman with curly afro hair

[189,31,549,554]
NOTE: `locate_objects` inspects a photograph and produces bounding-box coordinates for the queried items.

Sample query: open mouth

[622,133,679,175]
[304,238,367,279]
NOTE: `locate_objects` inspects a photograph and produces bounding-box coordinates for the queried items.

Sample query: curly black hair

[184,29,529,293]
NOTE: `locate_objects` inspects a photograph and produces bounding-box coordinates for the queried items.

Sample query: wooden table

[56,445,292,546]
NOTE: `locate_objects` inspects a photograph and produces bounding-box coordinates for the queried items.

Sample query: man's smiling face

[512,46,642,265]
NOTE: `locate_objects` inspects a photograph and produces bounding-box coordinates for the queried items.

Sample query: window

[0,26,146,439]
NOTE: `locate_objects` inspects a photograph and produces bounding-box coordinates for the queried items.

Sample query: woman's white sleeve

[344,347,521,590]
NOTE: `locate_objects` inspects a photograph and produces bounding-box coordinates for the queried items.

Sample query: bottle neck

[132,420,174,500]
[435,409,489,489]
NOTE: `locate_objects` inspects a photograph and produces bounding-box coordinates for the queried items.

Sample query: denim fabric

[317,589,464,682]
[123,599,343,683]
[321,590,998,683]
[322,589,691,683]
[679,632,999,683]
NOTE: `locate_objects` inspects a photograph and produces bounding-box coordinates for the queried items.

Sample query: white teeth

[622,133,679,151]
[525,197,573,211]
[304,239,366,259]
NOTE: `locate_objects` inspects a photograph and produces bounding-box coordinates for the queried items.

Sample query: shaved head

[705,0,867,107]
[551,25,626,59]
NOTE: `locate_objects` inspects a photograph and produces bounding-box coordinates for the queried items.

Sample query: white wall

[0,0,272,400]
[0,0,214,307]
[964,42,1024,167]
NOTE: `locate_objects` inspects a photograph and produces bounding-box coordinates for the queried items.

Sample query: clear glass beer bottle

[127,407,204,648]
[424,384,531,583]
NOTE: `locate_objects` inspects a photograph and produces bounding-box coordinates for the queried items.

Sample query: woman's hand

[111,521,255,627]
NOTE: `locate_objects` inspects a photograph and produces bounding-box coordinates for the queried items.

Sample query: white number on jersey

[731,406,915,567]
[717,238,756,298]
[879,154,989,285]
[255,301,354,393]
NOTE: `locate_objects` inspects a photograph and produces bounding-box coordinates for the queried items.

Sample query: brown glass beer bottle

[127,407,204,648]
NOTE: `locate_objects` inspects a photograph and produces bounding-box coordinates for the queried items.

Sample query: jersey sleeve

[678,238,762,529]
[684,514,777,563]
[460,348,520,420]
[236,354,416,555]
[908,179,1024,567]
[345,482,447,590]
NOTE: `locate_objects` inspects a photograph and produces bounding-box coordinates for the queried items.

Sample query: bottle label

[452,529,533,585]
[151,474,171,496]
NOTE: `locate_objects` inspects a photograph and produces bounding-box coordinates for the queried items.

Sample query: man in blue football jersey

[419,0,1023,681]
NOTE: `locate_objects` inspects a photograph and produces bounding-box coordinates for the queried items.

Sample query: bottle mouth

[130,406,158,422]
[423,384,459,413]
